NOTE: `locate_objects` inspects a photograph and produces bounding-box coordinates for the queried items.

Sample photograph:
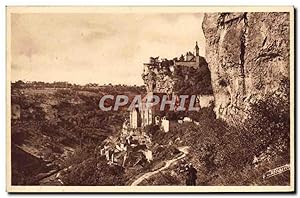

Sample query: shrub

[62,157,125,186]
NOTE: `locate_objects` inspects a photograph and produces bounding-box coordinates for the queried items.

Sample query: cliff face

[142,66,175,94]
[142,64,213,96]
[202,12,290,123]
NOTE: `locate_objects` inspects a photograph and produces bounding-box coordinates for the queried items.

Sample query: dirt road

[130,146,189,186]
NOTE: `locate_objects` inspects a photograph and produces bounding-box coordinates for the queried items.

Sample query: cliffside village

[99,42,214,167]
[10,42,214,175]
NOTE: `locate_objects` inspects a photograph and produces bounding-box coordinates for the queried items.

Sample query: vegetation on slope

[141,83,290,186]
[11,82,145,185]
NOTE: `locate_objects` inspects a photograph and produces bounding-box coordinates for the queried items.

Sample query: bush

[62,157,125,186]
[144,124,160,136]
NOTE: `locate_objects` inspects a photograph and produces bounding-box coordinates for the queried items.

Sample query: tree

[179,54,185,61]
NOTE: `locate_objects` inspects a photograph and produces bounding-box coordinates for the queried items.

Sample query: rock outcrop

[202,12,290,123]
[142,66,175,94]
[142,62,213,96]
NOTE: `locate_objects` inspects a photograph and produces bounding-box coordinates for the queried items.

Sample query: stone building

[174,41,206,69]
[129,94,158,129]
[129,92,174,132]
[143,42,205,72]
[129,105,142,129]
[129,105,154,129]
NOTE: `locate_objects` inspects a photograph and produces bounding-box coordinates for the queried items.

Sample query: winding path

[130,146,189,186]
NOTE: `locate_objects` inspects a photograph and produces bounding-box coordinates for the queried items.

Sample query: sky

[11,13,205,85]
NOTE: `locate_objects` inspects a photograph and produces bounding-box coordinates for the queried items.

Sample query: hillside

[11,82,145,185]
[137,97,290,186]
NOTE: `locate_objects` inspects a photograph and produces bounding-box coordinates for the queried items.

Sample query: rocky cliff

[202,12,290,123]
[142,63,213,96]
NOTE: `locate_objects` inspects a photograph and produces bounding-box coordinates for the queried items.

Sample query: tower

[195,41,200,66]
[195,41,199,56]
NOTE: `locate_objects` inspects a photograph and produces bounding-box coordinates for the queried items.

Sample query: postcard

[6,6,295,193]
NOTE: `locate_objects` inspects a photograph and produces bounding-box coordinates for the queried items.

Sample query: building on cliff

[174,42,207,69]
[142,42,210,94]
[143,42,205,73]
[130,42,214,132]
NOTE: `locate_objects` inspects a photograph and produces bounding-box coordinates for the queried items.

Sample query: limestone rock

[142,64,213,95]
[202,12,290,123]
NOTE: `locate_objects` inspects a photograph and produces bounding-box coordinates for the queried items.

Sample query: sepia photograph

[6,6,294,192]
